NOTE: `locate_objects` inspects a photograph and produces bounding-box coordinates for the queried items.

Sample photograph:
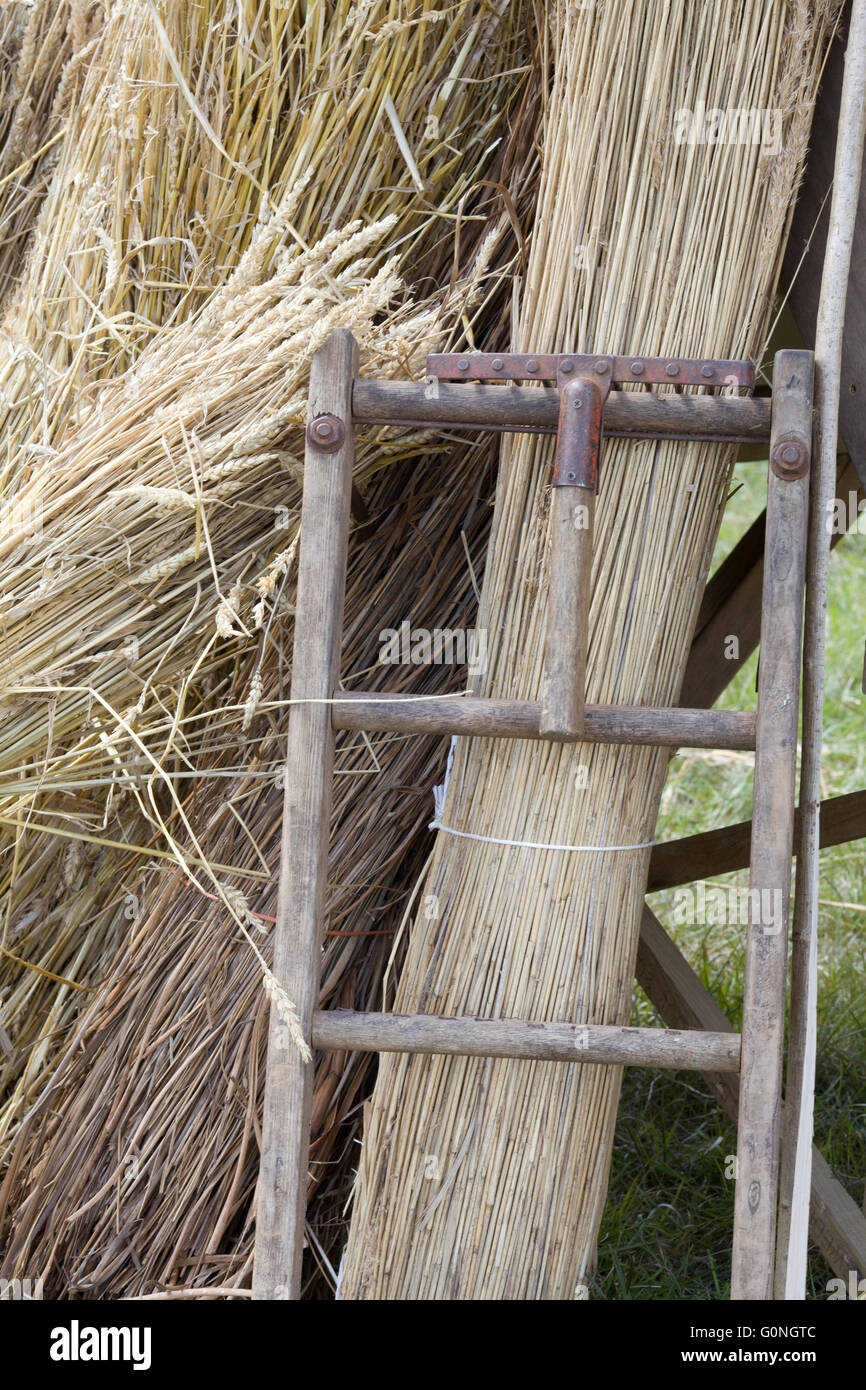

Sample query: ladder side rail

[253,329,358,1301]
[731,349,813,1301]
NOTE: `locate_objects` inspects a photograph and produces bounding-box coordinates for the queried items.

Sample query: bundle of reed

[0,0,540,1295]
[339,0,841,1299]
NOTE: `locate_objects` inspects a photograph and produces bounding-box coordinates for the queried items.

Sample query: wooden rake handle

[539,376,604,739]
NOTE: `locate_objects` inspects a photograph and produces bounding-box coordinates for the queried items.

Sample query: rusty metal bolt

[700,364,714,379]
[770,438,810,480]
[559,359,574,374]
[491,357,505,372]
[527,358,540,373]
[457,357,470,372]
[594,359,608,374]
[665,361,680,377]
[630,361,644,375]
[306,413,345,452]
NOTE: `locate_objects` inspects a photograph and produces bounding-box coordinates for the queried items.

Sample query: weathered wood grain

[312,1008,741,1071]
[332,693,756,749]
[647,789,866,892]
[352,377,771,441]
[253,330,358,1301]
[731,350,812,1301]
[540,485,594,737]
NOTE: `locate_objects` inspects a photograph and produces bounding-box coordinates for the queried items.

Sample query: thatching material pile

[0,0,842,1301]
[0,0,538,1294]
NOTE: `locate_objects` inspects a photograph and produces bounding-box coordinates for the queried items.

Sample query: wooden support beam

[311,1009,740,1072]
[352,377,771,442]
[253,330,358,1302]
[333,693,756,750]
[731,350,811,1301]
[636,907,866,1284]
[647,789,866,893]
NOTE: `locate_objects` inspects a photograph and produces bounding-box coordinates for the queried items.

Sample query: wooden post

[252,330,357,1300]
[647,790,866,892]
[731,349,812,1301]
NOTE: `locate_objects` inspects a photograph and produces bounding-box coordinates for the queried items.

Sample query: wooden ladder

[252,328,814,1302]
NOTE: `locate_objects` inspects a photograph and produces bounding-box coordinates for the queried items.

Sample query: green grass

[594,461,866,1300]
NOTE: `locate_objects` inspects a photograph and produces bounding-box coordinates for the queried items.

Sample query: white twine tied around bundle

[429,736,656,853]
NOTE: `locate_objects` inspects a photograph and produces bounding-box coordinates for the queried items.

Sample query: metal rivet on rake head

[630,361,644,375]
[559,359,574,374]
[491,357,505,372]
[665,362,680,376]
[700,364,714,379]
[458,358,470,372]
[527,358,540,372]
[594,359,608,374]
[573,397,583,408]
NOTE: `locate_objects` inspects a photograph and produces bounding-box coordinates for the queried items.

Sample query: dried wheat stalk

[0,0,538,1296]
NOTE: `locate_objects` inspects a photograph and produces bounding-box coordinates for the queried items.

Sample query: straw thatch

[0,444,495,1294]
[0,2,100,307]
[339,0,841,1299]
[0,0,540,1295]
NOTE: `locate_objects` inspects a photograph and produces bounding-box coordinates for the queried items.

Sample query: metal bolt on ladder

[252,330,813,1302]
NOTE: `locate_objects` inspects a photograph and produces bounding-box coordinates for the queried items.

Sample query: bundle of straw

[0,0,527,1133]
[0,444,496,1294]
[339,0,841,1299]
[0,216,471,1119]
[0,0,539,1295]
[0,0,521,458]
[0,2,98,306]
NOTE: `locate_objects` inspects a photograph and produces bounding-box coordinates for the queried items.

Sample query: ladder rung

[352,378,772,443]
[332,694,756,751]
[311,1009,741,1072]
